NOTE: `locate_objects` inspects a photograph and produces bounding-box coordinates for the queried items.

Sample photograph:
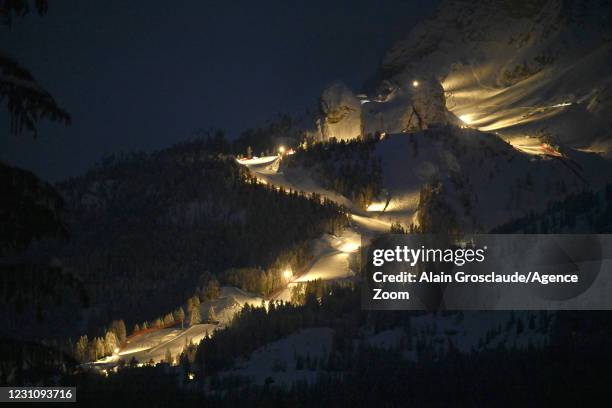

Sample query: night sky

[1,0,437,181]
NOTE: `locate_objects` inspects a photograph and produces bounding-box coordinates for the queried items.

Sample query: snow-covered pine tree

[189,306,201,326]
[174,307,185,328]
[206,306,216,323]
[104,331,119,355]
[75,335,88,362]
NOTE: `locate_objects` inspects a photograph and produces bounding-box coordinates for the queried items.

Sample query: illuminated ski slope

[238,155,392,230]
[92,154,388,367]
[238,155,391,302]
[92,287,262,366]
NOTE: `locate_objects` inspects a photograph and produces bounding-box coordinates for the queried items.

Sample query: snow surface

[364,311,552,362]
[221,328,334,386]
[239,155,393,302]
[218,311,552,387]
[319,83,363,141]
[200,286,264,325]
[381,0,612,152]
[92,286,262,367]
[118,323,215,364]
[230,128,598,386]
[241,155,359,212]
[238,131,612,297]
[373,128,612,230]
[271,230,361,303]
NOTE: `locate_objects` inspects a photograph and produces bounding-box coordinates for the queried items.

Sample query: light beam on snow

[440,61,582,140]
[338,241,360,253]
[366,202,386,212]
[459,114,474,124]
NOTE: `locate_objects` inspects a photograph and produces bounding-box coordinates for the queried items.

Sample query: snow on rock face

[318,82,363,141]
[379,0,612,151]
[315,78,454,142]
[375,127,612,231]
[362,77,455,136]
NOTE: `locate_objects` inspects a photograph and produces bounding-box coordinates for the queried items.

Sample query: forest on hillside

[57,282,612,407]
[2,135,349,344]
[492,182,612,233]
[283,136,383,209]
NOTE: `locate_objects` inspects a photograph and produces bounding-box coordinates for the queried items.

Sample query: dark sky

[1,0,437,181]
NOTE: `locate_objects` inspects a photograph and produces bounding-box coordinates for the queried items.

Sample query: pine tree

[187,295,201,326]
[133,323,140,334]
[165,348,173,365]
[94,337,105,360]
[163,313,175,327]
[189,295,200,311]
[189,305,201,326]
[75,335,88,362]
[129,357,138,368]
[205,278,220,300]
[87,340,97,361]
[206,306,216,323]
[516,318,524,335]
[104,331,119,355]
[111,320,127,343]
[174,307,185,329]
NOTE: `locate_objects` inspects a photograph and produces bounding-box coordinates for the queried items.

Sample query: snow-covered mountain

[380,0,612,151]
[291,0,612,231]
[372,127,611,231]
[308,0,612,154]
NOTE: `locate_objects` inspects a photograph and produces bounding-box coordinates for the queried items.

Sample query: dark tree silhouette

[1,0,48,26]
[1,0,71,137]
[0,162,67,255]
[0,1,83,355]
[0,55,71,136]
